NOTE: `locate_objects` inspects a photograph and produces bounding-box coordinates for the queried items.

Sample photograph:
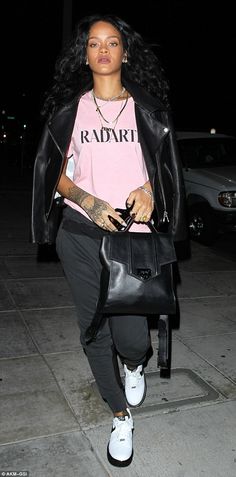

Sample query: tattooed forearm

[67,186,91,208]
[67,185,109,222]
[86,198,110,222]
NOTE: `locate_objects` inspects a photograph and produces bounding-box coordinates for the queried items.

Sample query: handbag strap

[120,217,158,234]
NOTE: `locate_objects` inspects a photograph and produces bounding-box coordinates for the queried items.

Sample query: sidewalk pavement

[0,174,236,477]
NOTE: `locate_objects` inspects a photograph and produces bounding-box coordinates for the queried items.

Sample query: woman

[31,13,187,467]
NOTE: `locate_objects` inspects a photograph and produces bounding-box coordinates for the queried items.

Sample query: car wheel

[188,205,218,245]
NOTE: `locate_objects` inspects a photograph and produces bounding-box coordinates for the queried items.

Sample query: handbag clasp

[137,268,152,280]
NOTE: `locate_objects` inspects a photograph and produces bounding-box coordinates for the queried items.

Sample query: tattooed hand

[67,185,126,232]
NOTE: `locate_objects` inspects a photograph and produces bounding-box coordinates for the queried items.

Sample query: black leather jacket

[31,79,187,244]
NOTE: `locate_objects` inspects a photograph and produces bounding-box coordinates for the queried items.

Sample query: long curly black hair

[42,13,169,117]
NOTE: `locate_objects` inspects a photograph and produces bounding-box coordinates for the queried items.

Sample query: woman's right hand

[57,176,126,231]
[81,194,127,232]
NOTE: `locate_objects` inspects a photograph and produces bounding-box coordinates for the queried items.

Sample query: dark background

[1,0,236,163]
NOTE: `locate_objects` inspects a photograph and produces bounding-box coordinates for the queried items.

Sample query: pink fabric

[64,91,150,232]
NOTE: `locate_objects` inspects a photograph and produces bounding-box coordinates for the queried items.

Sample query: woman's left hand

[126,186,154,223]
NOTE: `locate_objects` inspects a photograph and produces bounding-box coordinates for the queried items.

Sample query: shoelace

[126,368,142,388]
[113,417,133,441]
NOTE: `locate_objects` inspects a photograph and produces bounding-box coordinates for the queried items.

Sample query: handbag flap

[100,231,176,280]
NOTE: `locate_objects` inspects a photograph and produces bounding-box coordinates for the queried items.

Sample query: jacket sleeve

[31,123,61,244]
[164,111,188,242]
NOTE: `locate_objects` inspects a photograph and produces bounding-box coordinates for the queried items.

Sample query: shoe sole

[107,446,133,467]
[126,375,147,408]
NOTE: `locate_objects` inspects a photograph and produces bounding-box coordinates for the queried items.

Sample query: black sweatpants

[56,206,151,413]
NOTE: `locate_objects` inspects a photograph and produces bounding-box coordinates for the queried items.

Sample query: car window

[178,138,236,168]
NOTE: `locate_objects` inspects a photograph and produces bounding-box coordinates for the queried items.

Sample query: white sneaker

[107,408,134,467]
[124,364,146,407]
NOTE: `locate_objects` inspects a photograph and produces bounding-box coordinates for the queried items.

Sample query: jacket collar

[122,78,168,113]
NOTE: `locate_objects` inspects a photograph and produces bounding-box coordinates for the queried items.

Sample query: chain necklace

[92,90,129,132]
[92,86,126,103]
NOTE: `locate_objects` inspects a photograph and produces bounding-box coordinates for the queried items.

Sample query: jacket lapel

[135,103,170,182]
[122,79,170,178]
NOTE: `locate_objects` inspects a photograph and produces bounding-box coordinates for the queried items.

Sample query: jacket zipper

[155,160,169,223]
[152,123,170,224]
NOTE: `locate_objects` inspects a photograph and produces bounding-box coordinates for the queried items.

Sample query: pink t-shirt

[64,91,150,232]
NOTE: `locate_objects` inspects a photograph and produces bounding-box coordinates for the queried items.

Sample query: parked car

[176,131,236,245]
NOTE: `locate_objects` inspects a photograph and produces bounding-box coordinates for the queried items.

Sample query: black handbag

[85,212,177,346]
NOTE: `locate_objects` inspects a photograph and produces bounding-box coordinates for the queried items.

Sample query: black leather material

[100,229,176,315]
[85,222,177,344]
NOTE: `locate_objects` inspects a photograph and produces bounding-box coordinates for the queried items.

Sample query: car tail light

[218,191,236,208]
